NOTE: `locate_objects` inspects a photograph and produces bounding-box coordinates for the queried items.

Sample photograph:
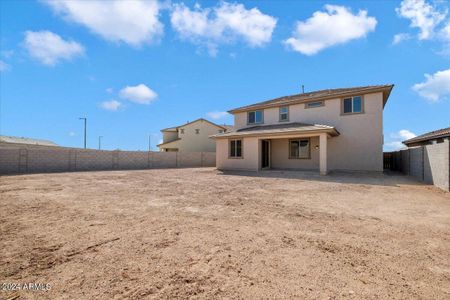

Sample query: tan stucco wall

[218,92,384,172]
[270,137,320,170]
[216,137,260,171]
[160,120,224,152]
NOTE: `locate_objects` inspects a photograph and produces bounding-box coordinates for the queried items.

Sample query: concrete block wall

[392,140,449,192]
[0,143,216,175]
[424,140,449,191]
[409,147,424,180]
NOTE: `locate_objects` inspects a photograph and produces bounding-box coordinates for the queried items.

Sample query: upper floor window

[279,107,289,122]
[305,101,324,109]
[179,129,184,134]
[218,129,224,133]
[248,110,263,124]
[195,129,200,134]
[343,96,363,114]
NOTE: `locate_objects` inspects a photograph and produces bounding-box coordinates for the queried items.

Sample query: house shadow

[217,169,424,187]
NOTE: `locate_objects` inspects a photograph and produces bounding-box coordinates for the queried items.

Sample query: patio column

[319,133,327,175]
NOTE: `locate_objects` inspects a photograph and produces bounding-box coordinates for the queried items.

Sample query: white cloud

[170,2,277,55]
[43,0,163,47]
[0,60,10,72]
[391,129,417,140]
[413,69,450,102]
[23,30,84,66]
[385,141,407,151]
[100,100,122,111]
[396,0,446,40]
[119,84,157,104]
[385,129,417,151]
[392,33,412,44]
[442,21,450,43]
[206,111,230,120]
[284,5,377,55]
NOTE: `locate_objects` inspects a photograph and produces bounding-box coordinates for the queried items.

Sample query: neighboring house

[158,118,231,152]
[0,135,58,146]
[211,85,394,174]
[403,126,450,147]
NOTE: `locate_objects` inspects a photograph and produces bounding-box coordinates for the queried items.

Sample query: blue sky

[1,0,449,151]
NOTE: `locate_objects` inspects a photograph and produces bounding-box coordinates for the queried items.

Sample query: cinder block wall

[394,140,449,191]
[0,143,216,175]
[424,140,450,191]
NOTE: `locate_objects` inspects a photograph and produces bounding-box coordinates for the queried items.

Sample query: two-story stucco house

[158,118,231,152]
[212,85,394,174]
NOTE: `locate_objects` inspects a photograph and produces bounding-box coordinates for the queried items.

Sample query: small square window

[179,129,184,134]
[195,129,200,134]
[218,130,224,133]
[248,110,263,124]
[343,96,363,114]
[279,107,289,121]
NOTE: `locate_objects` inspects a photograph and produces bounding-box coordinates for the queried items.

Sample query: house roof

[161,118,230,132]
[0,135,58,146]
[210,122,340,139]
[228,84,394,114]
[403,126,450,145]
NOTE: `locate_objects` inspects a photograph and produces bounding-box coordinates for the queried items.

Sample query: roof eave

[211,127,339,139]
[403,133,450,145]
[228,85,395,114]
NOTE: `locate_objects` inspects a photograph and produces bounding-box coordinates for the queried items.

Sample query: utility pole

[98,136,103,150]
[79,117,87,149]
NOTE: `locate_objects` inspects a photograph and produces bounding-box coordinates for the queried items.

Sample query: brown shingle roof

[403,126,450,145]
[210,122,339,139]
[228,84,394,113]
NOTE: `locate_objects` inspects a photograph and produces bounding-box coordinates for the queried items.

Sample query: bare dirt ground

[0,168,449,299]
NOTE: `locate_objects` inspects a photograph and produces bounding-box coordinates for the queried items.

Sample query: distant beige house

[158,118,231,152]
[211,85,394,174]
[0,135,58,146]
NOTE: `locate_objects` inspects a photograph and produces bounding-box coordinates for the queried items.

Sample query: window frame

[304,101,324,109]
[229,139,243,159]
[247,110,263,125]
[288,138,311,159]
[179,128,184,134]
[279,106,289,122]
[195,129,200,134]
[341,95,364,115]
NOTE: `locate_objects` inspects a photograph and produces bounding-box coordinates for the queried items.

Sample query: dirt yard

[0,168,449,299]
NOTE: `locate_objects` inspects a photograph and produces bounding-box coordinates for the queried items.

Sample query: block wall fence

[0,143,216,175]
[390,139,449,191]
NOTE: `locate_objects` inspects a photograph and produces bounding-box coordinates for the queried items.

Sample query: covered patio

[213,123,340,175]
